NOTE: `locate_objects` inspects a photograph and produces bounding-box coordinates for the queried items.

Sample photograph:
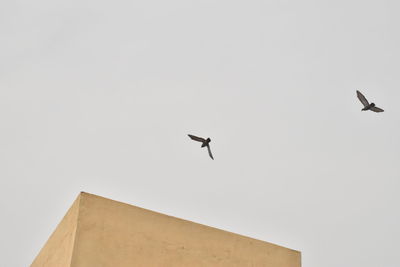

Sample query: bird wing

[207,145,214,160]
[357,90,369,107]
[370,106,384,112]
[188,134,206,142]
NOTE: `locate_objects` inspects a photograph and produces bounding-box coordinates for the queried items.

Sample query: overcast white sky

[1,0,400,266]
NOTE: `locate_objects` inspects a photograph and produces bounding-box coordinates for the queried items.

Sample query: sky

[1,0,400,266]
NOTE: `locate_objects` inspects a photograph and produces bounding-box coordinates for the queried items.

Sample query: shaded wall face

[31,196,80,267]
[71,193,300,267]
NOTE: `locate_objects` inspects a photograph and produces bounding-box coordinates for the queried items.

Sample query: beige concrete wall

[31,194,81,267]
[32,192,301,267]
[71,193,300,267]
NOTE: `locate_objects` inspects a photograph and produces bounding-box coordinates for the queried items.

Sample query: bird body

[201,138,211,147]
[362,102,375,111]
[356,90,384,112]
[188,134,214,160]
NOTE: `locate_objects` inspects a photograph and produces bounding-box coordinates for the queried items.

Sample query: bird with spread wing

[356,90,384,113]
[188,134,214,160]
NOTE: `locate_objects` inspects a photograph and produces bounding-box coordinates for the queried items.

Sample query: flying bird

[188,134,214,160]
[356,90,384,112]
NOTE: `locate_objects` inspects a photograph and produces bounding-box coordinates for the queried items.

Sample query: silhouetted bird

[356,90,384,112]
[188,134,214,160]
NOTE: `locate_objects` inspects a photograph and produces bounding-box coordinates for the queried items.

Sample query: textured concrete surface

[32,192,301,267]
